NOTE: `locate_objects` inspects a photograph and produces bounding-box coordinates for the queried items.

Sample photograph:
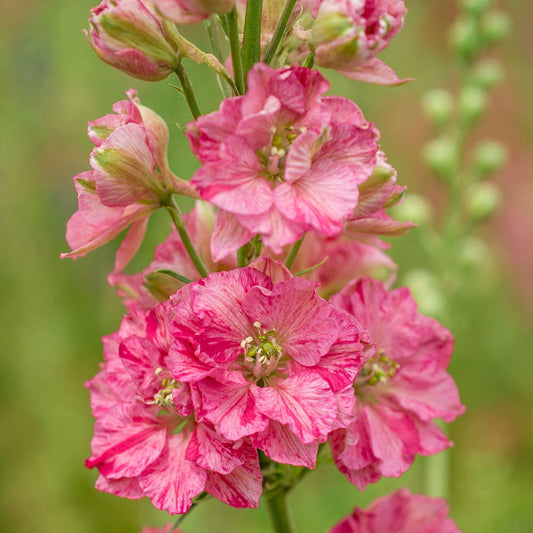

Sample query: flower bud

[459,85,487,126]
[403,270,445,318]
[423,137,458,182]
[85,0,179,81]
[462,0,492,15]
[392,193,433,226]
[472,140,507,178]
[153,0,235,25]
[465,182,501,222]
[143,271,184,301]
[421,89,454,128]
[309,0,406,70]
[481,10,511,44]
[472,58,504,89]
[449,18,479,59]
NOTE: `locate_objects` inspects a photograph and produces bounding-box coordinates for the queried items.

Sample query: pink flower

[141,525,174,533]
[309,0,410,85]
[62,90,197,271]
[86,303,262,514]
[330,488,461,533]
[188,64,380,259]
[154,0,235,25]
[168,261,369,467]
[329,278,465,489]
[85,0,180,81]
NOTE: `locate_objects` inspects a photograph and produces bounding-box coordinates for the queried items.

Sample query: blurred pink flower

[329,278,464,489]
[309,0,409,85]
[85,0,180,81]
[188,64,380,258]
[168,261,369,467]
[330,488,461,532]
[62,90,197,271]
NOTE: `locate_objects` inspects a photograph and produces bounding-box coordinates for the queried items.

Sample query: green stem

[174,61,201,119]
[166,198,208,278]
[263,0,298,65]
[205,18,224,63]
[266,490,294,533]
[242,0,263,82]
[237,245,248,267]
[302,52,314,69]
[285,235,304,269]
[226,8,245,94]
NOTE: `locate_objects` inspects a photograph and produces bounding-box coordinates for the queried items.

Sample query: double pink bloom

[188,64,380,259]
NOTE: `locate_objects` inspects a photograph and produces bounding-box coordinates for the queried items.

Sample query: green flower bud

[422,89,454,128]
[462,0,492,15]
[403,270,445,318]
[450,18,479,58]
[465,182,501,222]
[472,59,504,89]
[423,137,459,182]
[481,11,511,43]
[473,140,508,177]
[459,85,487,126]
[391,193,433,226]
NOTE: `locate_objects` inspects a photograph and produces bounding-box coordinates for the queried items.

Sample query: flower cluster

[64,0,465,529]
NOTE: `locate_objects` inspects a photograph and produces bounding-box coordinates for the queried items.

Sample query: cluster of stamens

[358,350,400,387]
[259,125,307,184]
[153,367,180,408]
[241,321,283,379]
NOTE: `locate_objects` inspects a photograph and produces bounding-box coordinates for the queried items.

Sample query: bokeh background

[0,1,532,531]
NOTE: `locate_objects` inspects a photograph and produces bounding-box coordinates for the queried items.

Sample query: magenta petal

[95,474,144,499]
[364,404,420,477]
[139,431,207,515]
[255,373,337,443]
[211,209,254,262]
[113,216,149,272]
[252,421,318,468]
[206,458,262,509]
[198,378,268,440]
[186,423,246,475]
[86,404,168,479]
[338,58,414,86]
[242,277,338,366]
[119,336,161,398]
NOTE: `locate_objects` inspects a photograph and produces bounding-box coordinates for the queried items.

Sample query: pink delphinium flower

[187,64,380,259]
[168,260,370,467]
[309,0,409,85]
[62,90,197,271]
[154,0,235,24]
[86,302,262,514]
[328,278,465,489]
[85,0,181,81]
[330,488,461,533]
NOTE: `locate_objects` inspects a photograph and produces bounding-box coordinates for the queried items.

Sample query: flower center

[153,367,181,408]
[357,349,399,387]
[258,125,306,184]
[241,321,283,380]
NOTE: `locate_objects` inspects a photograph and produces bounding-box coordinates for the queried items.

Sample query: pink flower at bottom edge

[330,488,461,533]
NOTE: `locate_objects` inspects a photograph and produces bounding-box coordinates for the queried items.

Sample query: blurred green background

[0,1,532,531]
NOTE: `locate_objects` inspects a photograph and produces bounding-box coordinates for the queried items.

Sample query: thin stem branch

[226,8,245,94]
[266,490,294,533]
[165,198,208,278]
[174,61,201,119]
[263,0,298,65]
[302,52,314,69]
[242,0,263,83]
[285,235,304,269]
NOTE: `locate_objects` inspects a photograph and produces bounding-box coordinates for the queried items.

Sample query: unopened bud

[403,270,445,318]
[391,193,433,226]
[481,11,511,44]
[422,89,454,128]
[450,18,479,58]
[462,0,492,16]
[472,59,504,89]
[85,0,179,81]
[144,271,183,302]
[459,86,487,126]
[423,137,458,182]
[457,236,491,271]
[473,140,507,177]
[465,182,501,222]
